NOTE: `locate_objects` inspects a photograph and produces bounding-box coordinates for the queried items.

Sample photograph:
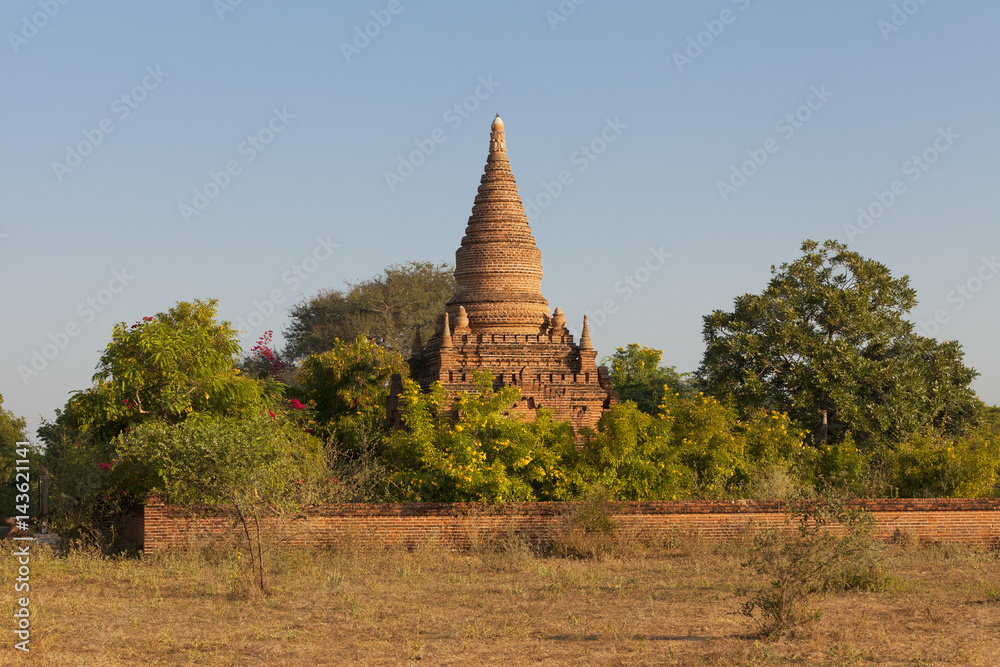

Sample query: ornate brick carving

[406,116,618,439]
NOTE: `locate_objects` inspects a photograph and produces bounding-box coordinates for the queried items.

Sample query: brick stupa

[405,115,618,437]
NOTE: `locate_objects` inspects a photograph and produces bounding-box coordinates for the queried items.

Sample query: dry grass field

[2,526,999,666]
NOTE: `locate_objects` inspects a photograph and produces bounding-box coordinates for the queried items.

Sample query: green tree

[698,240,982,449]
[62,299,276,444]
[0,394,27,456]
[283,261,455,359]
[116,415,324,591]
[38,299,281,527]
[1,395,35,522]
[294,336,407,452]
[563,392,808,501]
[35,418,109,532]
[558,401,686,500]
[603,344,695,414]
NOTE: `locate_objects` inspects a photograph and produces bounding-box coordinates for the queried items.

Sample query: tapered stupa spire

[446,116,549,334]
[580,315,593,350]
[441,312,453,348]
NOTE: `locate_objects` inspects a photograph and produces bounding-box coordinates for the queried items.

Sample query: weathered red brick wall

[140,495,1000,555]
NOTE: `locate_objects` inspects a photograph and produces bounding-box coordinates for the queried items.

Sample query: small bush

[474,528,535,573]
[738,499,886,639]
[890,427,1000,498]
[550,490,624,560]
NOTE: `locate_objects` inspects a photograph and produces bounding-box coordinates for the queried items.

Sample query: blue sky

[3,0,999,437]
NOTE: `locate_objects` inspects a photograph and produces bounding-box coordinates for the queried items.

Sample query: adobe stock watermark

[213,0,245,21]
[523,117,627,221]
[716,84,833,202]
[12,440,33,653]
[843,126,958,244]
[236,236,340,337]
[585,246,672,329]
[51,65,169,183]
[672,0,752,74]
[384,75,501,192]
[7,0,72,55]
[179,107,295,224]
[917,254,998,338]
[878,0,932,41]
[546,0,586,31]
[340,0,409,63]
[18,268,136,385]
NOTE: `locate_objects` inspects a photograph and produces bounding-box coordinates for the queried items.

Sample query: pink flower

[289,399,306,410]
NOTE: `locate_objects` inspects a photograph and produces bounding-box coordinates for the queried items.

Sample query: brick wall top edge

[142,495,1000,518]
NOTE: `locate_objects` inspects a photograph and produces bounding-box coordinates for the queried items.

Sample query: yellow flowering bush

[556,401,684,500]
[557,391,810,500]
[891,426,1000,497]
[384,371,574,502]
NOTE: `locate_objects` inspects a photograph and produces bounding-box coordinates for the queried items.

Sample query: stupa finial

[580,315,593,350]
[455,305,471,334]
[441,312,453,348]
[552,307,566,332]
[489,114,506,154]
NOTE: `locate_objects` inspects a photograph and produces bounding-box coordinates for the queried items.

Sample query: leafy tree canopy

[283,261,455,359]
[603,344,695,414]
[0,394,27,451]
[697,239,982,449]
[293,336,407,450]
[116,414,324,589]
[59,299,277,445]
[1,395,32,507]
[562,393,808,501]
[37,299,282,523]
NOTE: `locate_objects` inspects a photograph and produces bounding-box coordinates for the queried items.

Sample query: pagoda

[404,115,618,437]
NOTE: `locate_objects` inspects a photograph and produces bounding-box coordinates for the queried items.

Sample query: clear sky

[3,0,999,438]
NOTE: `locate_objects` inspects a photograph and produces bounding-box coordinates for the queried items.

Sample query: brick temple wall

[140,495,1000,555]
[413,331,614,433]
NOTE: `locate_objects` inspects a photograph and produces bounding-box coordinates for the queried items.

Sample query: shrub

[665,392,808,499]
[738,499,885,639]
[890,427,1000,497]
[295,335,407,452]
[603,343,695,413]
[384,371,575,502]
[558,393,811,501]
[557,402,687,500]
[116,414,325,591]
[550,489,624,560]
